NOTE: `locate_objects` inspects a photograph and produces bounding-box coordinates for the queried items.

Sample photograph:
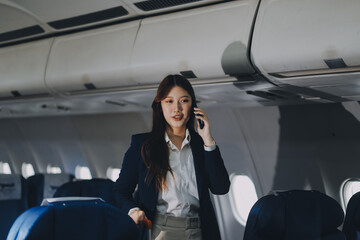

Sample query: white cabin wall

[0,119,39,174]
[204,107,263,240]
[3,102,358,197]
[0,112,152,177]
[2,102,360,239]
[15,117,89,174]
[201,102,360,239]
[222,102,360,205]
[70,112,150,178]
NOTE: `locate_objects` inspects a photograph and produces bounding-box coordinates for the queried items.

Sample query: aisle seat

[27,173,74,208]
[343,191,360,240]
[243,190,346,240]
[53,178,116,205]
[7,197,139,240]
[0,174,28,240]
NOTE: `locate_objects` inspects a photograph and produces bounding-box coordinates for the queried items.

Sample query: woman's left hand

[194,107,215,146]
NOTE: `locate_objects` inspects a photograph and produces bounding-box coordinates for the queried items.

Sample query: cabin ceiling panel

[0,5,39,33]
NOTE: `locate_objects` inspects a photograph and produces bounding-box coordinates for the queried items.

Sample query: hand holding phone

[193,103,205,129]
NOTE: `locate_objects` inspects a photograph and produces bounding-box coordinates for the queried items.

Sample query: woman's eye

[181,99,189,103]
[166,100,173,103]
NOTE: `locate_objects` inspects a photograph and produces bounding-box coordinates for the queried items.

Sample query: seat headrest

[0,174,22,200]
[343,191,360,240]
[53,178,115,204]
[7,198,139,240]
[344,192,360,228]
[43,174,73,198]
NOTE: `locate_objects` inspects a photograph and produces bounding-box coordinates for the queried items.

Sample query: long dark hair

[141,74,197,192]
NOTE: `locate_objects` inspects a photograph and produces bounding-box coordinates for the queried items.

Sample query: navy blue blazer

[113,129,230,239]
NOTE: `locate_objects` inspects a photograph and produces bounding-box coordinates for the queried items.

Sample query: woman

[113,74,230,240]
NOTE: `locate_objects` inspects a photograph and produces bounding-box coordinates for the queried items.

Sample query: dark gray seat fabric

[53,178,116,205]
[343,191,360,240]
[243,190,346,240]
[7,198,139,240]
[27,174,74,208]
[0,174,28,240]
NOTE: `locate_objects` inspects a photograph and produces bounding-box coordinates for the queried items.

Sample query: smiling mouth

[172,115,183,121]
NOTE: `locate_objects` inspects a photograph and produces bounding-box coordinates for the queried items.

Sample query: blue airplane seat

[343,191,360,240]
[0,174,28,240]
[243,190,346,240]
[53,178,116,205]
[27,173,74,208]
[7,197,139,240]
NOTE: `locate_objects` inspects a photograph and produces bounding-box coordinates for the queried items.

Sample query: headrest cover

[0,174,21,200]
[41,197,104,206]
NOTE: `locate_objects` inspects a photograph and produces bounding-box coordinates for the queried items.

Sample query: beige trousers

[151,214,202,240]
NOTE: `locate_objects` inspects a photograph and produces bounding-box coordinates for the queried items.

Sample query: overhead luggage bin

[0,39,53,100]
[251,0,360,100]
[45,21,140,94]
[131,0,257,85]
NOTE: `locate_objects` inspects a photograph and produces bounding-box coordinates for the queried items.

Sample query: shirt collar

[165,129,191,151]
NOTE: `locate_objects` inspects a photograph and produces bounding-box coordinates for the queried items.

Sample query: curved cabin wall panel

[131,0,258,85]
[45,21,140,94]
[251,0,360,90]
[0,39,53,98]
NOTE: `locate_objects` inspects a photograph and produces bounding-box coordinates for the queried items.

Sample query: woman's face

[161,86,192,133]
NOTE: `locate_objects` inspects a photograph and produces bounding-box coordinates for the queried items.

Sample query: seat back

[53,178,116,205]
[7,198,139,240]
[27,174,74,208]
[243,190,346,240]
[0,174,28,240]
[343,191,360,240]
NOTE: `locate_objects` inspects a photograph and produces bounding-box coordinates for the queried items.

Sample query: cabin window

[75,165,92,179]
[341,178,360,210]
[46,164,62,174]
[22,163,35,178]
[0,162,11,174]
[229,174,258,226]
[106,167,121,182]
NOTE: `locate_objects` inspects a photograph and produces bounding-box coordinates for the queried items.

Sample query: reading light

[41,104,70,111]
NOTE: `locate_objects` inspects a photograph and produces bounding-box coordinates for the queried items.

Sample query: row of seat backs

[0,175,28,240]
[53,178,117,206]
[244,190,346,240]
[1,174,117,240]
[0,173,76,240]
[6,198,138,240]
[28,174,118,207]
[27,173,74,208]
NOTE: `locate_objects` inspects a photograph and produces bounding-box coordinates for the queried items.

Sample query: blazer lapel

[190,132,204,199]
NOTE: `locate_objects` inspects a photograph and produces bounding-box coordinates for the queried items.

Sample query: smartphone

[193,102,205,129]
